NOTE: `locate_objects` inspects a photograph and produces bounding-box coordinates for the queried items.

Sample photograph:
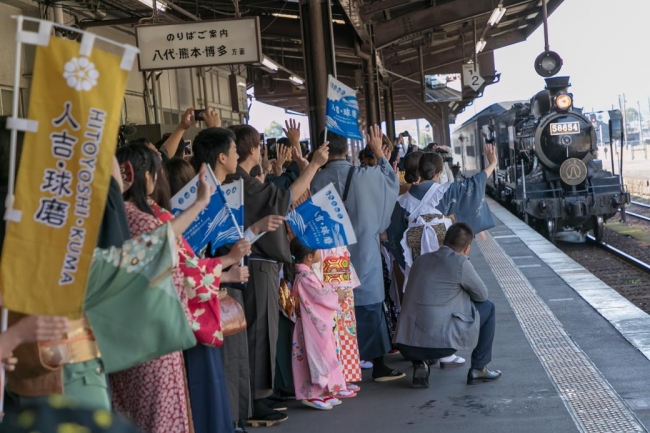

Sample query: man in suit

[393,223,501,388]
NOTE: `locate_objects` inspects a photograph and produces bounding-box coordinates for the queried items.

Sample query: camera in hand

[193,109,206,121]
[436,149,453,163]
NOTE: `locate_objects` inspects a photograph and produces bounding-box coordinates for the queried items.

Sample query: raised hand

[276,143,290,168]
[291,146,309,171]
[179,107,196,130]
[484,143,497,166]
[367,125,383,158]
[283,119,301,147]
[312,143,330,168]
[195,164,214,208]
[203,109,221,128]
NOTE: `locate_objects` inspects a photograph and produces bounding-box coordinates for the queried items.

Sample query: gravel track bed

[556,227,650,312]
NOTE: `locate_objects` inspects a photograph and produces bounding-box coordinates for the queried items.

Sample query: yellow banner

[1,36,129,318]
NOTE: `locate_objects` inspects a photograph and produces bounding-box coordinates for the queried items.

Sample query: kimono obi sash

[399,182,454,274]
[38,316,100,368]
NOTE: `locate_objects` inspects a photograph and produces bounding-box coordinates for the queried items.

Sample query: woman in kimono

[112,143,216,433]
[386,145,497,368]
[4,157,205,413]
[388,144,497,278]
[290,238,347,411]
[163,156,251,433]
[319,247,362,395]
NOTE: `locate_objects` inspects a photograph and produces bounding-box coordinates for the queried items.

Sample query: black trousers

[355,302,392,360]
[244,260,280,400]
[398,300,496,370]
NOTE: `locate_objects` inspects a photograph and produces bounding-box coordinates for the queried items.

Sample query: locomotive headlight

[555,94,572,111]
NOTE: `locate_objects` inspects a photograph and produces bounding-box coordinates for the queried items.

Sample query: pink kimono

[291,264,347,400]
[320,247,362,383]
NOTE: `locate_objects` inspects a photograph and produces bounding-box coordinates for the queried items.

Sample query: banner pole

[323,128,328,144]
[1,15,26,415]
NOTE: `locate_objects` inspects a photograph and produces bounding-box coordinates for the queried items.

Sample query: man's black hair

[443,223,474,252]
[318,129,347,157]
[191,127,236,173]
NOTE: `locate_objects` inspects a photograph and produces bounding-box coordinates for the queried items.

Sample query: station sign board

[136,17,262,71]
[462,63,485,92]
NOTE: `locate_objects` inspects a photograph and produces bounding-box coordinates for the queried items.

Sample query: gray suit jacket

[393,246,488,350]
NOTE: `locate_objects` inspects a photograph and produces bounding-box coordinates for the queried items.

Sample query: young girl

[290,238,347,411]
[319,247,362,395]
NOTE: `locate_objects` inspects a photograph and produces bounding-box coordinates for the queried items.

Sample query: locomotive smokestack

[544,76,571,93]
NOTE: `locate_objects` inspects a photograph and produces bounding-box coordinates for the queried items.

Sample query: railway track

[622,209,650,223]
[586,234,650,274]
[631,200,650,209]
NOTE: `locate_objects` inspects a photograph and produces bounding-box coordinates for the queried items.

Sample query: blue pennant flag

[325,75,363,141]
[286,183,357,249]
[170,168,242,254]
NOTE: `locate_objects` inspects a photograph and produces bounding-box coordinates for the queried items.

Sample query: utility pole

[619,94,628,149]
[638,100,644,160]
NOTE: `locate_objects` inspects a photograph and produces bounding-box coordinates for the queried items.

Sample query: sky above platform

[248,0,648,139]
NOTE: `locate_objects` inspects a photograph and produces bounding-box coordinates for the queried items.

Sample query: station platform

[277,198,650,433]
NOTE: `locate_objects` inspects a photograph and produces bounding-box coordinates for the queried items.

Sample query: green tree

[264,121,284,139]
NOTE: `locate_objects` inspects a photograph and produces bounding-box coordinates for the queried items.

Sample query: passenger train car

[451,76,629,242]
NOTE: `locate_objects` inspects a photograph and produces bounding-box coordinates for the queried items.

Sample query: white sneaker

[360,360,373,370]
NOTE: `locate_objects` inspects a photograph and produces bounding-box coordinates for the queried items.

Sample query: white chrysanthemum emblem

[63,57,99,91]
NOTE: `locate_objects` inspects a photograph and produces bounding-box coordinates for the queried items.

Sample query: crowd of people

[0,108,503,432]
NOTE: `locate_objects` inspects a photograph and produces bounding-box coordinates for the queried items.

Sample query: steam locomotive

[451,76,629,242]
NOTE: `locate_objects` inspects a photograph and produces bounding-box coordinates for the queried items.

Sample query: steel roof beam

[374,0,525,49]
[360,0,420,20]
[337,0,371,42]
[259,16,356,49]
[389,30,522,79]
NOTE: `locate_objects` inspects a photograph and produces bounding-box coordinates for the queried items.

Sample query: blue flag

[286,183,357,249]
[325,75,363,141]
[169,168,242,254]
[211,179,244,253]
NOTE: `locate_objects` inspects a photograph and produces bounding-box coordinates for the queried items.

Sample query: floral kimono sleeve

[436,171,495,235]
[84,223,196,374]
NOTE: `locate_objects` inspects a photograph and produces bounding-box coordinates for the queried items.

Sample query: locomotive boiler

[451,76,629,242]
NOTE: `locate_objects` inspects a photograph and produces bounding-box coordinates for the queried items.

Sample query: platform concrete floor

[273,212,650,433]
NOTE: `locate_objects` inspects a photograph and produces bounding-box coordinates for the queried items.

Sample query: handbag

[218,288,247,337]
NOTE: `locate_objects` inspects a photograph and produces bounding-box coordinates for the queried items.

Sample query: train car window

[466,146,476,157]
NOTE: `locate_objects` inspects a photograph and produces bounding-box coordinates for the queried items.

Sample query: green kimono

[84,222,196,374]
[61,223,195,410]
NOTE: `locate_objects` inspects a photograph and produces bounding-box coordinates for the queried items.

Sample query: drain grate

[478,233,647,433]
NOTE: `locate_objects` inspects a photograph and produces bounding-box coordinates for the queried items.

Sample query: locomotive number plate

[550,121,580,135]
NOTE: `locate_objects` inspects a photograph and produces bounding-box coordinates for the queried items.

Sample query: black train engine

[489,76,628,241]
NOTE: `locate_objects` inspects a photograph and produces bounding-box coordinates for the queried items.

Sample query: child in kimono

[319,247,362,396]
[290,238,347,411]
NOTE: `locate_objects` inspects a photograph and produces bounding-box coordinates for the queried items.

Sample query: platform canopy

[62,0,564,125]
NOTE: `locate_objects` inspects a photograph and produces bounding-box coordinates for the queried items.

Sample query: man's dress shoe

[467,366,502,385]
